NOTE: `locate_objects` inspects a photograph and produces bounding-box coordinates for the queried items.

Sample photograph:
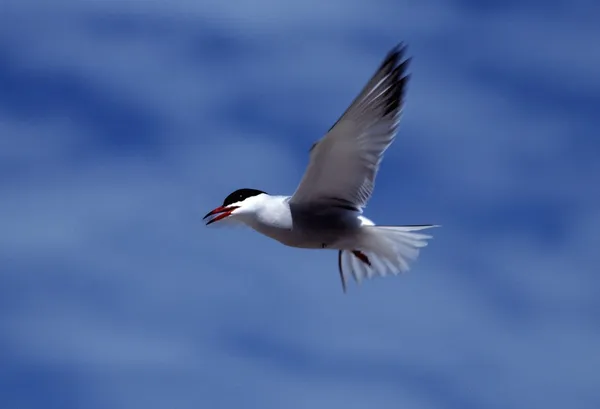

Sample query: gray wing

[289,43,411,211]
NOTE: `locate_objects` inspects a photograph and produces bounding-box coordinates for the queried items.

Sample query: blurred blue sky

[1,1,599,408]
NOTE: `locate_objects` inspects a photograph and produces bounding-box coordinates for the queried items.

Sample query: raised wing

[289,43,411,210]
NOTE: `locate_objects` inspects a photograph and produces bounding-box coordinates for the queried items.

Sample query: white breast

[247,196,365,249]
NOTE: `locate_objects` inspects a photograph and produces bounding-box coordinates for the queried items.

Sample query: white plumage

[204,43,438,292]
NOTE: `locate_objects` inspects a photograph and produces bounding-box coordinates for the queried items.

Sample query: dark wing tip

[380,42,408,68]
[356,42,412,120]
[383,59,411,116]
[324,41,412,134]
[382,43,411,108]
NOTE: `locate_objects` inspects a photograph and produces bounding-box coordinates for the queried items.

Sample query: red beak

[203,206,239,225]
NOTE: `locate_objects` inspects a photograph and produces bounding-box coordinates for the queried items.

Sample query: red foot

[352,250,371,266]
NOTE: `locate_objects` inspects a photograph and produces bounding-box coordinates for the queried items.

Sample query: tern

[204,43,438,292]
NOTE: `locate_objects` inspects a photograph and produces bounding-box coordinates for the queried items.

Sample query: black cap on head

[222,188,266,207]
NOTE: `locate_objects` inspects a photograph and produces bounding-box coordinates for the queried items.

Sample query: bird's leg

[338,251,346,293]
[352,250,371,267]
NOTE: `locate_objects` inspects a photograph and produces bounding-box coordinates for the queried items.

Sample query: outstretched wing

[289,44,411,210]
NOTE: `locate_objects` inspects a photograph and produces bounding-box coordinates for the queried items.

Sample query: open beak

[203,206,239,226]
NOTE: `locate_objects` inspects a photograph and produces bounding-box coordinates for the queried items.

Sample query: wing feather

[290,43,411,209]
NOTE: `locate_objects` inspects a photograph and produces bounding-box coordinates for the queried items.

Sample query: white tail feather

[339,225,439,290]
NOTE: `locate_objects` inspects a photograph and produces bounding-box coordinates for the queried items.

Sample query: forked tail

[338,225,439,292]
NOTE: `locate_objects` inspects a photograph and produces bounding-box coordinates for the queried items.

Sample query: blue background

[1,1,599,408]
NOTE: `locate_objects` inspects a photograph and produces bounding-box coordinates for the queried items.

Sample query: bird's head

[203,188,268,225]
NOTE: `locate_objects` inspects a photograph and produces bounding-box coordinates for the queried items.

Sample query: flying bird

[204,43,438,292]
